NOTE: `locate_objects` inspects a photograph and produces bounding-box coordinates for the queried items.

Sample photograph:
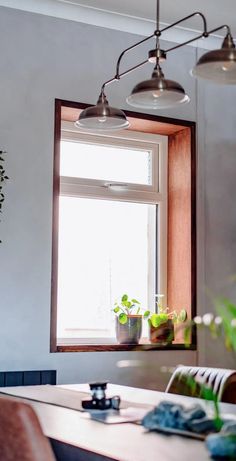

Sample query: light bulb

[152,91,162,98]
[221,61,235,72]
[98,116,107,123]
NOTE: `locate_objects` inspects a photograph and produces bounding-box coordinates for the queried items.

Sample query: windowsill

[55,343,196,352]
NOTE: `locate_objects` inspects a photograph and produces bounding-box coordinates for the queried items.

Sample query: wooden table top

[1,383,236,461]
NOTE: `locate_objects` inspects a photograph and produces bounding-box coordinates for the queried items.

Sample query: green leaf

[178,309,188,322]
[113,307,120,313]
[121,294,128,303]
[131,299,140,304]
[150,314,168,328]
[184,325,191,346]
[143,310,150,318]
[119,313,128,324]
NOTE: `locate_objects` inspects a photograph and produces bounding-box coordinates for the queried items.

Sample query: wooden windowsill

[56,343,196,352]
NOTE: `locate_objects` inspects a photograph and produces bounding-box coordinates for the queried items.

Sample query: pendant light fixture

[75,91,129,131]
[192,32,236,84]
[126,63,190,109]
[76,1,236,131]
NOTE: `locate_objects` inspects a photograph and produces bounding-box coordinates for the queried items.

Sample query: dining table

[0,382,236,461]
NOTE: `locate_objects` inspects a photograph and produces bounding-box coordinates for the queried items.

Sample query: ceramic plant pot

[115,315,142,344]
[149,319,174,344]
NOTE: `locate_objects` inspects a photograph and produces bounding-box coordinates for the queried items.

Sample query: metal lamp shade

[126,76,190,109]
[192,33,236,84]
[192,48,236,84]
[126,64,189,109]
[75,93,129,131]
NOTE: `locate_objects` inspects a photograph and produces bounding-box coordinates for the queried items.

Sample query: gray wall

[0,6,235,388]
[197,76,236,369]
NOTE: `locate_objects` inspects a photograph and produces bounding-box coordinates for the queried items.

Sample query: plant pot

[115,315,142,344]
[149,319,174,344]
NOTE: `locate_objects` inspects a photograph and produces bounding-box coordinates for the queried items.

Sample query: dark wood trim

[57,344,196,353]
[50,99,61,352]
[51,99,197,352]
[168,128,191,342]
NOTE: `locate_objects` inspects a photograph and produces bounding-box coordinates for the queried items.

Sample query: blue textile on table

[141,401,216,434]
[206,421,236,458]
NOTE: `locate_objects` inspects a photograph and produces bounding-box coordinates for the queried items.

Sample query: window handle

[104,182,129,191]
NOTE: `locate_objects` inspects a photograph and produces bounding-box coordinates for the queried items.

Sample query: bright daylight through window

[56,124,167,345]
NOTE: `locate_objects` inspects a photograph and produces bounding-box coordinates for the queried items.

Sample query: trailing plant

[0,150,9,243]
[113,294,148,325]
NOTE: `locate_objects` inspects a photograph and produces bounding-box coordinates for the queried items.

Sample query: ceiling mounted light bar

[76,0,236,131]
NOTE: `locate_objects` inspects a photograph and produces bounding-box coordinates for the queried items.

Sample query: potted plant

[145,296,187,344]
[113,294,145,345]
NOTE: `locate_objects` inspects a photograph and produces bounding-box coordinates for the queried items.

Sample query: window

[55,122,168,346]
[51,100,196,352]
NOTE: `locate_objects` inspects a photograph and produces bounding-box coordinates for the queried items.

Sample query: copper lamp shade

[75,92,129,131]
[127,65,190,109]
[192,33,236,84]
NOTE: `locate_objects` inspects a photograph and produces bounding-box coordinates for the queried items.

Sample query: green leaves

[131,299,140,304]
[118,313,128,324]
[121,294,128,303]
[150,313,168,328]
[216,297,236,352]
[143,310,150,319]
[183,323,193,347]
[178,309,188,322]
[179,374,223,431]
[113,294,142,323]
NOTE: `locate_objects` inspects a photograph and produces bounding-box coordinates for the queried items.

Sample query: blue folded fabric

[206,421,236,458]
[142,401,216,434]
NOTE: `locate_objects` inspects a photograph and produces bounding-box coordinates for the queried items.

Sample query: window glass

[60,140,152,185]
[57,196,156,341]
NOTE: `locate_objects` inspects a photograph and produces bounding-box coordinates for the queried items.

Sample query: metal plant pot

[116,315,142,344]
[149,319,174,344]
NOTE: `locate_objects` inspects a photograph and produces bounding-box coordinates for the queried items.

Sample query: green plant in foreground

[113,294,148,324]
[181,292,236,431]
[0,150,9,243]
[183,297,236,353]
[179,374,223,432]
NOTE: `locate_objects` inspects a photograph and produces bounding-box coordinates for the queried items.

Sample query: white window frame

[57,121,168,344]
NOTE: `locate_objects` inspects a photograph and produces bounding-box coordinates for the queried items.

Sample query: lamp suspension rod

[156,0,160,32]
[207,24,231,36]
[165,24,232,54]
[115,11,208,77]
[99,9,233,94]
[155,0,160,55]
[115,33,155,78]
[159,11,208,37]
[101,59,149,92]
[166,33,205,53]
